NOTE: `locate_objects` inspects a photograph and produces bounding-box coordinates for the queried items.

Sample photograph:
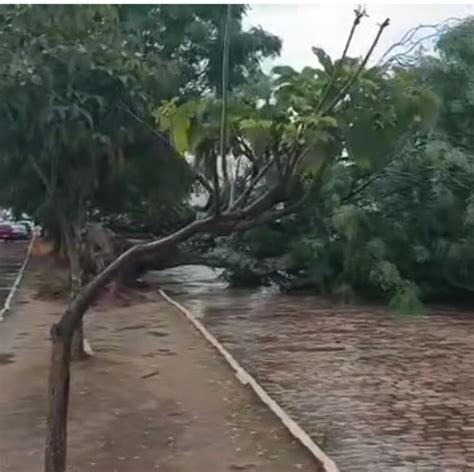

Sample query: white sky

[244,4,474,71]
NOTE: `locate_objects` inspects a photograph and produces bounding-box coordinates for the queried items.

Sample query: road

[0,241,29,308]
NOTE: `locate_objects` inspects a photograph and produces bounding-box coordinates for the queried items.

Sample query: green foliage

[312,47,333,75]
[332,205,363,241]
[119,5,282,94]
[3,4,474,317]
[221,18,474,313]
[0,5,190,233]
[389,282,426,316]
[369,260,402,293]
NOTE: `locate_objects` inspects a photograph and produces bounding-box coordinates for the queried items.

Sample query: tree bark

[70,318,86,361]
[44,326,71,472]
[64,224,87,361]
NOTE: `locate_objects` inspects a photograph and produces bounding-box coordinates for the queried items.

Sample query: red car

[0,223,15,241]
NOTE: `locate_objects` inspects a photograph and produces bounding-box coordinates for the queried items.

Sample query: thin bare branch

[342,174,383,203]
[322,18,390,116]
[270,125,285,182]
[284,17,389,178]
[230,158,275,210]
[210,150,221,214]
[194,171,214,195]
[379,17,462,66]
[236,135,258,166]
[219,4,232,200]
[228,155,242,209]
[316,7,365,113]
[28,155,51,191]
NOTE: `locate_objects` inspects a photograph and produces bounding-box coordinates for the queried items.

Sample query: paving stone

[160,269,474,471]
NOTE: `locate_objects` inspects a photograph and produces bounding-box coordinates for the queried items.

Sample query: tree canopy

[118,4,282,95]
[217,16,474,313]
[0,5,193,238]
[1,6,472,316]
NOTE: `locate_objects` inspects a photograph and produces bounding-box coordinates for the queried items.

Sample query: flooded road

[0,242,28,308]
[154,265,474,472]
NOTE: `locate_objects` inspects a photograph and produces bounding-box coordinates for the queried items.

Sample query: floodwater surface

[154,265,474,472]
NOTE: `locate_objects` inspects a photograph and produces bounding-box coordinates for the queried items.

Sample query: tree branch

[289,19,390,178]
[57,215,218,336]
[219,4,232,208]
[236,136,259,166]
[194,170,214,195]
[231,185,311,231]
[380,32,441,71]
[228,155,241,209]
[210,150,221,215]
[230,158,275,210]
[28,155,51,192]
[378,18,462,68]
[342,173,383,203]
[322,18,390,116]
[316,7,365,113]
[56,177,285,338]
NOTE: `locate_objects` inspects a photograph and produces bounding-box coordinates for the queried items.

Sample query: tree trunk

[64,225,87,361]
[70,318,87,361]
[44,327,71,472]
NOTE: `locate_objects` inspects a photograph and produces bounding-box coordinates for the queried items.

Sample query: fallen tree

[40,10,398,469]
[0,5,439,471]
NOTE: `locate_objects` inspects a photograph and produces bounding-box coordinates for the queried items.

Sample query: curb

[159,288,339,472]
[0,234,36,322]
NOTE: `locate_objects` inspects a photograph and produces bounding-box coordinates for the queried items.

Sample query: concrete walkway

[0,283,319,471]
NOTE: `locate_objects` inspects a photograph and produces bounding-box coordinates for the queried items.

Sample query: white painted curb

[159,288,339,472]
[0,235,36,322]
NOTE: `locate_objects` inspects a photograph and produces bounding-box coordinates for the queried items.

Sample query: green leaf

[332,205,362,241]
[367,238,386,260]
[297,128,339,176]
[346,113,396,170]
[154,99,204,154]
[272,65,297,78]
[239,118,273,158]
[369,260,402,292]
[312,47,333,74]
[413,245,430,263]
[389,281,425,316]
[318,116,338,128]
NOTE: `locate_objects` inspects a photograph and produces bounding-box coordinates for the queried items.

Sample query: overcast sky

[243,4,474,71]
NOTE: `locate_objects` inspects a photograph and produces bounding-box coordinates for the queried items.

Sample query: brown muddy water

[152,265,474,472]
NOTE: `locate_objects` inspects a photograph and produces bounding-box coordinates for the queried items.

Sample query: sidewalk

[0,278,318,471]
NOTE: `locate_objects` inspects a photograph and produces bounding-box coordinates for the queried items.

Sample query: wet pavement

[154,266,474,472]
[0,242,28,307]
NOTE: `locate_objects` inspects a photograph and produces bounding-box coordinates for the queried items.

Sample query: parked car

[16,220,33,237]
[0,222,15,241]
[11,223,30,240]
